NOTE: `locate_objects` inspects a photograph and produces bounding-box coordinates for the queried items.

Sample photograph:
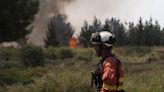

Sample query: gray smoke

[28,0,75,46]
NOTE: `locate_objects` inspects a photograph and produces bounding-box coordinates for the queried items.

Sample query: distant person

[90,31,124,92]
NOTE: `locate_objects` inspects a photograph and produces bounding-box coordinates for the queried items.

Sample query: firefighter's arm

[101,61,117,91]
[101,62,112,81]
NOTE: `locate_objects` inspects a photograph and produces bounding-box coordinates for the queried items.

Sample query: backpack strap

[115,58,121,88]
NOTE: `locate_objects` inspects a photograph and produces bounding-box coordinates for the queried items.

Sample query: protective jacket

[99,56,123,92]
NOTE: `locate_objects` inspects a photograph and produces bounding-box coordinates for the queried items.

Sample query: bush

[44,47,75,60]
[145,51,164,63]
[124,46,152,56]
[75,48,95,62]
[20,46,45,67]
[43,46,59,60]
[0,69,29,85]
[59,47,75,59]
[7,68,93,92]
[0,61,24,69]
[0,67,48,85]
[0,47,19,61]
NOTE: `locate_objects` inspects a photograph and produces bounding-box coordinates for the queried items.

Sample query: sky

[65,0,164,36]
[29,0,164,46]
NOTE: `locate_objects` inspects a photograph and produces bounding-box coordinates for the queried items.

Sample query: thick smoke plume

[28,0,75,46]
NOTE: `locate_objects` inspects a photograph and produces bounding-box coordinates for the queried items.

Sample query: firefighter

[90,31,124,92]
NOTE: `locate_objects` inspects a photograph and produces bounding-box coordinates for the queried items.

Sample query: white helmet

[90,31,116,47]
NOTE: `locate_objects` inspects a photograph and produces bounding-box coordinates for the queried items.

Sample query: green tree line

[79,17,164,47]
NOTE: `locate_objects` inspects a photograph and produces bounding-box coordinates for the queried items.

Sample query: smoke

[28,0,75,46]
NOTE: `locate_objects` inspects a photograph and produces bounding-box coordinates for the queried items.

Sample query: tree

[127,17,162,46]
[128,22,137,45]
[78,21,94,47]
[161,29,164,45]
[143,20,152,45]
[0,0,39,42]
[117,23,126,46]
[152,20,161,45]
[92,16,102,32]
[79,17,102,47]
[80,17,164,47]
[44,19,59,47]
[45,14,74,47]
[106,18,126,46]
[136,17,144,45]
[103,18,111,31]
[79,17,127,47]
[109,18,120,34]
[138,18,161,46]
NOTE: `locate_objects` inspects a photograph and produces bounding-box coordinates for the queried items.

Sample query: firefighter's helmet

[90,31,116,47]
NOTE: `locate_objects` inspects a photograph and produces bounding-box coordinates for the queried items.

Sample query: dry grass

[0,46,164,92]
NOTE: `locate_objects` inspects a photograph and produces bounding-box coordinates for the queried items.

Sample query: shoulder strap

[115,58,121,87]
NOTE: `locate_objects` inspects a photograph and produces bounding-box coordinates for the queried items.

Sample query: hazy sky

[65,0,164,36]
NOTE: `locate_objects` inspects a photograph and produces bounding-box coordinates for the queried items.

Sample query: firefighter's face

[94,44,101,57]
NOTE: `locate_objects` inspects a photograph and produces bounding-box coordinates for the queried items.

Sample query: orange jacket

[99,56,123,92]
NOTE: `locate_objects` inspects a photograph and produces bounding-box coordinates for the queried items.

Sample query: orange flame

[68,37,77,48]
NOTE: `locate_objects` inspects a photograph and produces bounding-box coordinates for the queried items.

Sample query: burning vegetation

[29,0,76,46]
[68,37,77,48]
[45,14,74,47]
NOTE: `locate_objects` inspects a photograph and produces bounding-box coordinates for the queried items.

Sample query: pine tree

[103,18,111,31]
[44,20,59,47]
[108,18,126,46]
[117,23,126,46]
[79,21,94,47]
[93,16,102,32]
[161,29,164,45]
[136,17,144,45]
[152,20,161,45]
[44,14,74,47]
[128,22,137,45]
